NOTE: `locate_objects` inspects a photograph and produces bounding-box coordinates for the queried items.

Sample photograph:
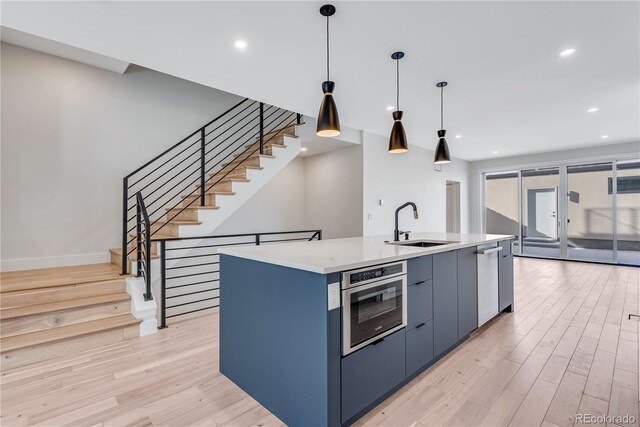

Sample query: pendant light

[388,51,408,153]
[316,4,340,137]
[434,81,451,164]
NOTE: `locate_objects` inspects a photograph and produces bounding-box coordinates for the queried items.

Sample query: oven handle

[342,274,408,294]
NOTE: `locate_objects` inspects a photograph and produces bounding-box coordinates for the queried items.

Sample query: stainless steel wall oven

[341,261,407,355]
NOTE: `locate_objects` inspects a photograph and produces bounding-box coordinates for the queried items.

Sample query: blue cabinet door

[407,280,433,329]
[341,329,406,423]
[433,251,458,356]
[407,255,433,285]
[499,239,514,312]
[457,246,478,338]
[406,320,434,377]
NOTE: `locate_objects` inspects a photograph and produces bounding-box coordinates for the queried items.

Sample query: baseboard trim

[0,252,111,272]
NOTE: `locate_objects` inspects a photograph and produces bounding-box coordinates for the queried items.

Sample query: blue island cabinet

[219,255,342,427]
[220,243,513,427]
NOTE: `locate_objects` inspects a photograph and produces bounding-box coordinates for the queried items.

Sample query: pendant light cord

[396,58,400,110]
[326,15,330,81]
[440,85,444,130]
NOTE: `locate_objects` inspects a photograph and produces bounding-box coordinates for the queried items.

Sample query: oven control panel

[342,261,406,289]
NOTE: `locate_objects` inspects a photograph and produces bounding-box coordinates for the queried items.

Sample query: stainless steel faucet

[394,202,419,241]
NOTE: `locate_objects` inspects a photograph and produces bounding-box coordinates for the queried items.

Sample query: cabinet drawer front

[407,256,433,285]
[406,320,434,377]
[408,279,433,328]
[341,329,406,422]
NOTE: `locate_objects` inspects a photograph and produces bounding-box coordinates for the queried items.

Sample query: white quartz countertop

[218,232,515,274]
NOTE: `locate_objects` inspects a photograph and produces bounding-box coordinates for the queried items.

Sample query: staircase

[110,99,303,275]
[0,263,140,370]
[0,98,303,370]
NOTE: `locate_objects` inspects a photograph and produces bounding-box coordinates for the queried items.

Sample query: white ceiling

[2,1,638,161]
[0,27,130,74]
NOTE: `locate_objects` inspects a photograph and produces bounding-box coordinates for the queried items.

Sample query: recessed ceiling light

[234,40,248,49]
[559,48,576,57]
[587,107,599,113]
[386,106,395,111]
[601,135,609,139]
[301,147,308,151]
[455,134,462,139]
[493,150,500,154]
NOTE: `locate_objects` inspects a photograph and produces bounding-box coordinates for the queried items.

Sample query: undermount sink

[386,240,456,248]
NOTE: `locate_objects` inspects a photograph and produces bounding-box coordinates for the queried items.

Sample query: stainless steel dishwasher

[476,243,503,326]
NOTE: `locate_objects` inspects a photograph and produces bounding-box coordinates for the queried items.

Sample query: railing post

[159,240,167,328]
[255,234,261,246]
[200,128,206,206]
[318,230,323,240]
[122,178,129,275]
[297,113,302,125]
[136,203,142,277]
[259,102,264,155]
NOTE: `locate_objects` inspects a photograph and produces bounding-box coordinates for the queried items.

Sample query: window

[608,176,640,194]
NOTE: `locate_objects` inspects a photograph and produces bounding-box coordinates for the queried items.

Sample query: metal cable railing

[121,97,302,276]
[157,230,322,327]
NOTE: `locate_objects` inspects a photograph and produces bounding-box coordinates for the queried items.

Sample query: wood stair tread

[167,205,221,210]
[109,248,161,260]
[126,231,176,241]
[0,264,125,293]
[153,220,202,226]
[0,292,131,320]
[233,153,275,160]
[218,164,263,170]
[0,314,140,353]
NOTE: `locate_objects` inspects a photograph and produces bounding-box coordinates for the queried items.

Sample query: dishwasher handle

[476,246,503,255]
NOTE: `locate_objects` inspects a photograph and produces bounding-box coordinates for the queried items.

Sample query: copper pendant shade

[388,51,408,153]
[316,4,340,137]
[434,81,451,164]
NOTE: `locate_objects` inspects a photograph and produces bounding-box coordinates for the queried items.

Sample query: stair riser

[150,222,179,237]
[1,300,132,337]
[210,169,247,180]
[223,156,261,169]
[182,194,216,207]
[0,325,138,370]
[166,208,199,222]
[245,140,285,152]
[0,280,126,309]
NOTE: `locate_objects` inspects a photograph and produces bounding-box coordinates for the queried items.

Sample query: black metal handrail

[135,192,153,301]
[157,229,322,327]
[121,95,302,274]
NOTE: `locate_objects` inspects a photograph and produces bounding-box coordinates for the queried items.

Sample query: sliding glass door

[483,158,639,266]
[521,168,560,258]
[565,163,614,262]
[616,160,640,265]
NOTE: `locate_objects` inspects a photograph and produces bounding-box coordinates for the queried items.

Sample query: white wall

[1,43,244,270]
[362,132,471,238]
[215,145,365,240]
[213,158,307,234]
[468,141,640,233]
[305,145,363,239]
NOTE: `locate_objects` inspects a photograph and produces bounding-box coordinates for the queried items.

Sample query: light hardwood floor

[1,258,638,426]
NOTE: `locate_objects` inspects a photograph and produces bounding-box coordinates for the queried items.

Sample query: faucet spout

[394,202,419,241]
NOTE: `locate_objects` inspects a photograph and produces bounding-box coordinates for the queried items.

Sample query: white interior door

[527,187,558,239]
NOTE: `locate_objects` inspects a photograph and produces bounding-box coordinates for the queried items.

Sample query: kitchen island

[218,232,514,427]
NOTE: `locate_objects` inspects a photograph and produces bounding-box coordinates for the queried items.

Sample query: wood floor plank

[0,258,637,427]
